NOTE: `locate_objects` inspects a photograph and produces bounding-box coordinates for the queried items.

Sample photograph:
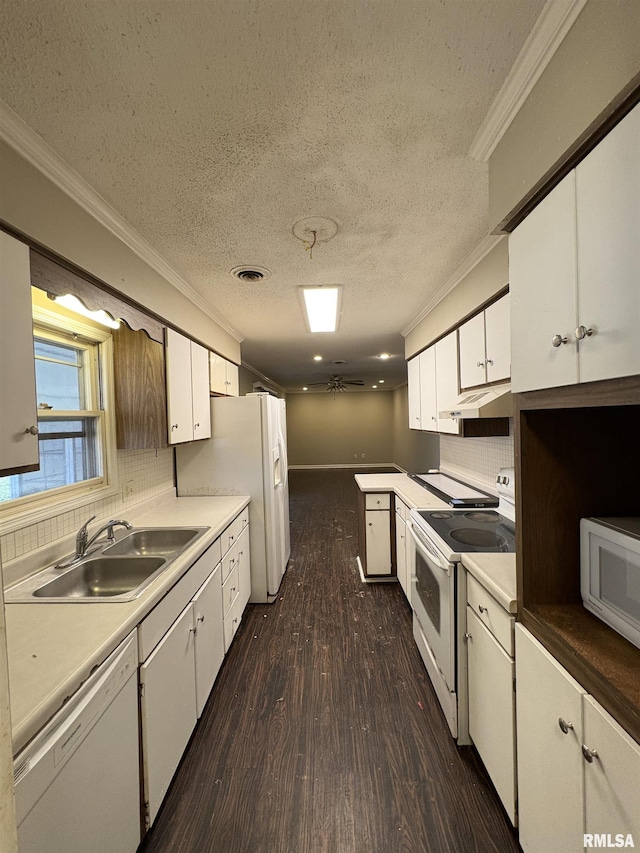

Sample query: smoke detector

[230,265,271,283]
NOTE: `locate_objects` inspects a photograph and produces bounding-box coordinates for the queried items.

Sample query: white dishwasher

[14,630,141,853]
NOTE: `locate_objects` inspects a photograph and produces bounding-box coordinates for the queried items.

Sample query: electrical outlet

[122,480,134,500]
[353,453,358,459]
[361,453,365,459]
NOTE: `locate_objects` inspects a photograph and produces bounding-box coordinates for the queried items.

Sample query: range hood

[439,383,512,420]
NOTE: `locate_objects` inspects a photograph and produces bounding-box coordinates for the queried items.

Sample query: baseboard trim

[288,463,402,471]
[356,556,398,584]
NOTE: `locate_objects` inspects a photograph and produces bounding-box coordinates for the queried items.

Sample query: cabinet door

[140,603,197,827]
[484,294,511,383]
[515,625,585,853]
[209,352,228,395]
[0,232,39,474]
[458,312,486,389]
[407,355,422,429]
[193,566,224,718]
[364,510,391,576]
[190,341,211,440]
[583,695,640,842]
[418,346,437,431]
[576,103,640,384]
[225,362,239,397]
[166,328,194,444]
[395,513,407,598]
[509,172,578,393]
[435,332,460,435]
[467,608,516,824]
[237,525,251,610]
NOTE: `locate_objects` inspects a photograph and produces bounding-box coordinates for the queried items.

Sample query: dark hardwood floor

[139,469,520,853]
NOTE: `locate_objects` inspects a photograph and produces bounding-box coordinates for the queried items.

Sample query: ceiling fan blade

[345,380,366,385]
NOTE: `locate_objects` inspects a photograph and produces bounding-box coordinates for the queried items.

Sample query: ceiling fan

[309,374,366,392]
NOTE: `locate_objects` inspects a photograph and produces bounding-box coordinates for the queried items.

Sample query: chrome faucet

[56,515,133,568]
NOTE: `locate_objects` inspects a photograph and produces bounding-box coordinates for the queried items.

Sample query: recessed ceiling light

[372,384,378,389]
[379,379,385,383]
[302,386,308,391]
[299,286,342,333]
[313,355,323,361]
[378,353,391,360]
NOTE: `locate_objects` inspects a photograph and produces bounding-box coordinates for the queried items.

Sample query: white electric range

[407,468,515,742]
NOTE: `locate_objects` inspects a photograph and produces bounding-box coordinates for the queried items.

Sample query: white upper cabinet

[0,231,39,475]
[209,352,239,397]
[434,332,460,434]
[459,295,510,389]
[407,355,422,430]
[418,345,437,431]
[509,102,640,393]
[165,328,212,444]
[575,103,640,385]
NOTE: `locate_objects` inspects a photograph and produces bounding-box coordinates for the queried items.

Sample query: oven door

[409,519,456,691]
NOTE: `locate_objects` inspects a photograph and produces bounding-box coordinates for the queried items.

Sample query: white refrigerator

[175,393,290,603]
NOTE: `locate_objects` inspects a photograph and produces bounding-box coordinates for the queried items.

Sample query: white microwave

[581,517,640,650]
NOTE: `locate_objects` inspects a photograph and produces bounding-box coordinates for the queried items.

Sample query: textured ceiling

[0,0,546,391]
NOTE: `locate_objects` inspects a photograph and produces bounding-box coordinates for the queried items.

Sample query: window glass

[0,326,104,506]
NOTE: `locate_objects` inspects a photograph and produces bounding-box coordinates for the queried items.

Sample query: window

[0,301,116,517]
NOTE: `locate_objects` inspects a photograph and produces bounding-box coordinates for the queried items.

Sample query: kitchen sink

[5,525,210,603]
[103,527,202,557]
[32,556,166,599]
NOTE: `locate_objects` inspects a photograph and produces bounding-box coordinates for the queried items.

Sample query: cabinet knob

[196,613,205,624]
[485,358,493,366]
[189,625,197,635]
[464,632,472,641]
[476,361,485,368]
[558,717,574,734]
[478,604,488,614]
[575,325,594,340]
[582,744,599,763]
[194,422,200,429]
[551,334,568,348]
[24,425,39,435]
[171,423,179,431]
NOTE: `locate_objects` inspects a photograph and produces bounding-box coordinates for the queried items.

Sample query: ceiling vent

[230,265,271,283]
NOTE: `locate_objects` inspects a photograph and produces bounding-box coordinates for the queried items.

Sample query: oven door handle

[409,522,451,575]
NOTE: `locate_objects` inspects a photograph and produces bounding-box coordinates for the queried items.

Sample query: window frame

[0,303,118,535]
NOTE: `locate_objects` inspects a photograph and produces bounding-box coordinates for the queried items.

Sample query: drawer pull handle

[478,604,488,614]
[558,718,573,734]
[189,625,197,635]
[464,632,472,641]
[582,744,599,763]
[196,613,205,624]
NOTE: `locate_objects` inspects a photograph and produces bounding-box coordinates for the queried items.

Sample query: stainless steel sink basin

[5,525,210,603]
[103,527,202,557]
[32,556,166,599]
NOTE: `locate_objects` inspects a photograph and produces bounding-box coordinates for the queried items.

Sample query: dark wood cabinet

[514,375,640,742]
[113,323,168,450]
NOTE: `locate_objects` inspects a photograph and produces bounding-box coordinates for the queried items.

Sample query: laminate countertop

[4,493,250,755]
[461,553,517,614]
[353,473,449,510]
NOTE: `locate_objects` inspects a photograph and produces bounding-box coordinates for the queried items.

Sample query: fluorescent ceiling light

[53,294,120,329]
[300,286,341,333]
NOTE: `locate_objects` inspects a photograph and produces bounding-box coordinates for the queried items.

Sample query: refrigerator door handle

[273,446,282,488]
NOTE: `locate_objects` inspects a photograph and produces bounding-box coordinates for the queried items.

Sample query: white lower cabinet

[465,575,516,824]
[138,507,251,831]
[394,498,410,600]
[516,625,640,853]
[140,604,198,828]
[365,509,391,576]
[193,565,225,717]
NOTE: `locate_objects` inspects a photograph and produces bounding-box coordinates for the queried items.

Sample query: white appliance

[176,393,290,603]
[581,516,640,650]
[14,631,140,853]
[408,468,516,742]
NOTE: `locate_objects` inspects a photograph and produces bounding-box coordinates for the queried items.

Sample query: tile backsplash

[0,447,174,567]
[440,419,514,490]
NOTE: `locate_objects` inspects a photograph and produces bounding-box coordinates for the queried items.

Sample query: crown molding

[469,0,589,162]
[401,233,505,338]
[0,99,243,343]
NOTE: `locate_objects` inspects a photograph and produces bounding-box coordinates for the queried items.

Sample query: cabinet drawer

[222,562,240,616]
[221,539,240,583]
[139,541,219,662]
[467,574,513,656]
[221,508,249,555]
[365,493,390,510]
[223,591,244,652]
